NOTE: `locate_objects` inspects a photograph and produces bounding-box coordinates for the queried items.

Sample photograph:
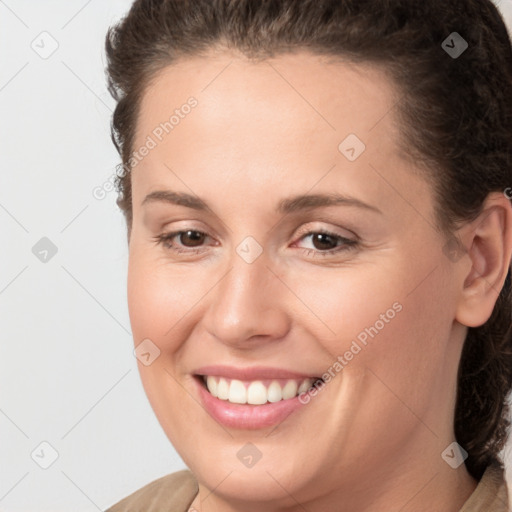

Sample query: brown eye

[178,230,206,247]
[154,229,212,253]
[294,229,358,258]
[310,233,339,251]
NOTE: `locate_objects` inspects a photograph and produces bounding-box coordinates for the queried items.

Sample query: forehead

[135,51,400,146]
[130,51,428,221]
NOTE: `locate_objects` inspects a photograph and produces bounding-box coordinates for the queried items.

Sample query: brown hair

[105,0,512,480]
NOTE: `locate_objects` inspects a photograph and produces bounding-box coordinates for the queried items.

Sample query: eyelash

[153,228,358,258]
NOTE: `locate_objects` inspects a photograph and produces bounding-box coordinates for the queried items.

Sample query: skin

[126,50,512,512]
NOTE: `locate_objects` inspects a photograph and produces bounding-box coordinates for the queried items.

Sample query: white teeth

[298,378,313,394]
[206,376,218,397]
[217,378,229,400]
[203,376,318,405]
[282,380,298,400]
[267,381,282,403]
[247,381,267,405]
[229,379,247,404]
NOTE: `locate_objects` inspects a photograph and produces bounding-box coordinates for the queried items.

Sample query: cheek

[287,264,406,353]
[342,269,451,418]
[127,251,201,443]
[295,259,449,399]
[127,249,203,346]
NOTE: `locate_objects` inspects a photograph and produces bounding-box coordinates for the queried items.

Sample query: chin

[195,463,312,504]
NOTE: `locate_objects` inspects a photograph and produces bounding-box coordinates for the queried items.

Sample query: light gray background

[1,1,511,510]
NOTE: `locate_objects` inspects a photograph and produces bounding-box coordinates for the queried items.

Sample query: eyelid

[293,221,357,241]
[155,229,214,251]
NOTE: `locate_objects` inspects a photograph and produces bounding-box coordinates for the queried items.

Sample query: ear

[454,191,512,328]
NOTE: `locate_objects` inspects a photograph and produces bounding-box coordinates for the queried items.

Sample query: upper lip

[194,365,321,381]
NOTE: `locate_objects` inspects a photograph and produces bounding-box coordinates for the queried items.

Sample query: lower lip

[194,377,309,429]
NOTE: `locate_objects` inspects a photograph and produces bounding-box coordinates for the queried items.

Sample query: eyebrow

[142,190,382,215]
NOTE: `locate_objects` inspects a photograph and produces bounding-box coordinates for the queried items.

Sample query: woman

[104,0,512,510]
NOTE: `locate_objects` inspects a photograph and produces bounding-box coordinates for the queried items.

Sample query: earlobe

[454,192,512,329]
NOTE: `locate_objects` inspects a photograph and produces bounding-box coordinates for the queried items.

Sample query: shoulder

[104,469,198,512]
[460,461,510,512]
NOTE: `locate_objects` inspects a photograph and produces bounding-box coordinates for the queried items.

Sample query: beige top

[105,462,510,511]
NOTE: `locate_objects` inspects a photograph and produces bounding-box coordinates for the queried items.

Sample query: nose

[202,247,290,349]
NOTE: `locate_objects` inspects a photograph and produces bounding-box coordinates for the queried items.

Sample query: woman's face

[127,52,468,507]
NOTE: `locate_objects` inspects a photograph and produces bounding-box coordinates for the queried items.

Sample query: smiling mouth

[197,375,324,405]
